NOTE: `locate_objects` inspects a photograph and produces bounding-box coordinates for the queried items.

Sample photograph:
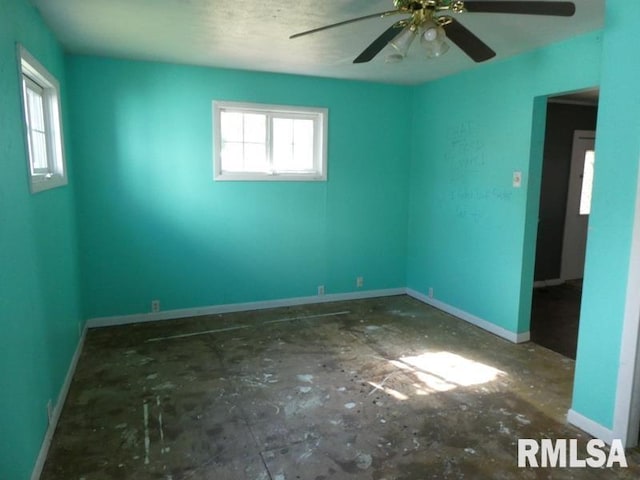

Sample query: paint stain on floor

[40,295,640,479]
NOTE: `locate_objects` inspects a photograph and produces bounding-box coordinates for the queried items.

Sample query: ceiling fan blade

[444,19,496,62]
[290,10,401,39]
[353,23,405,64]
[464,1,576,16]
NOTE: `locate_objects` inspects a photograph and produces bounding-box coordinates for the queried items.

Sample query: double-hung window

[213,101,327,181]
[18,45,67,193]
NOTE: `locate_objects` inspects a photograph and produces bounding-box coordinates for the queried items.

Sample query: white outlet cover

[513,171,522,188]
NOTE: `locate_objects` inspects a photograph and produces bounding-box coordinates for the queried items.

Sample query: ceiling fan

[290,1,576,64]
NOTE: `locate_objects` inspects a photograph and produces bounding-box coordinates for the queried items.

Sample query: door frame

[527,91,640,447]
[612,164,640,446]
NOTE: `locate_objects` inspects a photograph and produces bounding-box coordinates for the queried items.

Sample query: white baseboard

[533,279,565,288]
[406,288,530,344]
[29,287,574,480]
[31,323,87,480]
[567,409,615,444]
[86,289,533,349]
[87,288,406,328]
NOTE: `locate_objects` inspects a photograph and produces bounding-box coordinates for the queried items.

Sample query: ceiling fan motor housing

[393,0,465,13]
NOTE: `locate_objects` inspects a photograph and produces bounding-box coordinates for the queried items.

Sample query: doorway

[530,90,599,359]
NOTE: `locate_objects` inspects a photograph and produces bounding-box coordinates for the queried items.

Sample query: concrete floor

[41,295,640,479]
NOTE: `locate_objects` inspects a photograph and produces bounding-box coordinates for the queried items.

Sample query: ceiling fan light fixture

[291,0,577,66]
[420,21,449,59]
[422,25,439,42]
[389,26,417,58]
[422,38,449,58]
[385,53,405,63]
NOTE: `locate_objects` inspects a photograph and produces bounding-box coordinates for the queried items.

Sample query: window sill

[30,174,68,194]
[214,172,326,182]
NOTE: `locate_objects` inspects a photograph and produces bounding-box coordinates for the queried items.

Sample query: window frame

[17,44,68,193]
[213,101,328,182]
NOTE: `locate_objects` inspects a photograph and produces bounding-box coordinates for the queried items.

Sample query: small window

[579,149,595,215]
[213,101,327,181]
[18,45,67,193]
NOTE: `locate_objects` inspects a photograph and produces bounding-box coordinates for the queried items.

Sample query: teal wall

[406,31,602,334]
[4,0,640,477]
[407,0,640,430]
[572,0,640,429]
[0,0,82,478]
[65,57,411,319]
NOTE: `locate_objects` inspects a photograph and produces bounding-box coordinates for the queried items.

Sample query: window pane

[273,118,294,145]
[273,140,294,171]
[579,150,595,215]
[220,111,243,142]
[273,118,316,171]
[273,118,294,171]
[243,114,266,144]
[26,85,46,131]
[24,80,49,173]
[293,119,314,170]
[244,143,268,172]
[293,144,313,171]
[294,119,313,147]
[220,142,243,172]
[31,131,49,171]
[220,111,267,171]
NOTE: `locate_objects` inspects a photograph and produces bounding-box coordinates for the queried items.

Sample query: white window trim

[17,44,68,194]
[213,101,328,182]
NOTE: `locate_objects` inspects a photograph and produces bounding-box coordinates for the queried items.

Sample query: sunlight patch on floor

[388,351,505,395]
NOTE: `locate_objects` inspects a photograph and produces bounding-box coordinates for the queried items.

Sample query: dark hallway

[530,281,582,359]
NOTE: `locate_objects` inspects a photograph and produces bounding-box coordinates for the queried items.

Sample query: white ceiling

[33,0,605,85]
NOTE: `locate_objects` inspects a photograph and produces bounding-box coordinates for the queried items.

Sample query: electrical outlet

[317,285,325,296]
[47,399,53,425]
[151,300,160,313]
[428,287,434,299]
[356,276,364,288]
[513,171,522,188]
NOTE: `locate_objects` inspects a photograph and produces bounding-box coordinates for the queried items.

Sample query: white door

[560,130,595,281]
